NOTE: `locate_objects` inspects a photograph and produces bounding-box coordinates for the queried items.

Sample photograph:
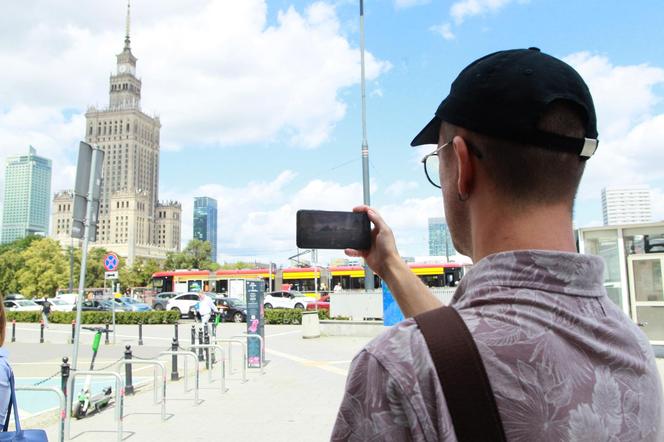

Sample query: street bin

[301,311,320,339]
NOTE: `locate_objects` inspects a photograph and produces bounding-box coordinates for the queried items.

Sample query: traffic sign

[103,253,119,272]
[105,271,118,280]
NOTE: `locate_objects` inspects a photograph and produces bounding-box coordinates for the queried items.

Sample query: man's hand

[344,205,402,278]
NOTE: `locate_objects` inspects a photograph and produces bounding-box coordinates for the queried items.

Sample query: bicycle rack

[116,360,167,421]
[16,386,65,442]
[65,371,124,442]
[214,338,247,383]
[188,344,226,393]
[159,350,199,406]
[231,333,265,375]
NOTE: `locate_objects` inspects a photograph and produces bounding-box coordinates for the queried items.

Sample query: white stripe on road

[266,348,349,377]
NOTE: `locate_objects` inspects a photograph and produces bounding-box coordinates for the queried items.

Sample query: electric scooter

[72,326,114,419]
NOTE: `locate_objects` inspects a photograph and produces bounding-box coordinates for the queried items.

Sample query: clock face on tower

[119,65,128,73]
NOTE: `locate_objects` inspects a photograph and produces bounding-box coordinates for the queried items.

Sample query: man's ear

[453,135,474,198]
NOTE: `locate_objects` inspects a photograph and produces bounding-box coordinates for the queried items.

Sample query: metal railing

[231,333,265,375]
[215,338,247,383]
[16,386,65,442]
[188,344,226,393]
[65,371,124,442]
[159,350,199,406]
[116,360,167,421]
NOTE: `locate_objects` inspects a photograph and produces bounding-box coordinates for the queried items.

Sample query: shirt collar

[452,249,607,302]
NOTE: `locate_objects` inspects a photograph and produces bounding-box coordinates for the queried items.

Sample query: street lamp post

[359,0,374,291]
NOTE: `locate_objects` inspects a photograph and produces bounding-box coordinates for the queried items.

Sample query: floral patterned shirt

[332,250,663,441]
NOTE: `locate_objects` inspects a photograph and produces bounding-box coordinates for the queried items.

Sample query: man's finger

[345,248,365,258]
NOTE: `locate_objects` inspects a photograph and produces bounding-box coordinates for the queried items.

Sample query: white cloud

[0,0,390,152]
[384,180,419,197]
[430,22,455,40]
[450,0,514,25]
[394,0,431,9]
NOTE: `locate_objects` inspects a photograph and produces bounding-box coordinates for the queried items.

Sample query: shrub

[262,308,329,325]
[7,310,179,324]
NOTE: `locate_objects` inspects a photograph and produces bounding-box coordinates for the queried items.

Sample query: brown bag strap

[414,306,506,442]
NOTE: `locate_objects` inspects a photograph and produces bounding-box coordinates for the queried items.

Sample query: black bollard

[206,326,216,367]
[11,320,15,343]
[138,323,144,346]
[203,327,210,370]
[70,320,75,344]
[171,337,179,381]
[40,320,44,344]
[60,357,70,398]
[174,322,179,342]
[125,345,134,395]
[211,316,217,338]
[105,323,110,345]
[197,328,204,362]
[190,325,195,346]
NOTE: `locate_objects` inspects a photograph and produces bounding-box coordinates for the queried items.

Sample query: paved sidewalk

[8,322,372,441]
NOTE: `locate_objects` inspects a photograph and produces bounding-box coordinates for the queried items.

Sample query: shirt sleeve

[331,350,418,442]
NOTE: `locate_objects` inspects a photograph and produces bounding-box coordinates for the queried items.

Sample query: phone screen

[296,210,371,250]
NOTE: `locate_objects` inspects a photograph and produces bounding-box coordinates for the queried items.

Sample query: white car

[263,291,315,309]
[4,300,42,312]
[37,298,73,312]
[166,292,208,317]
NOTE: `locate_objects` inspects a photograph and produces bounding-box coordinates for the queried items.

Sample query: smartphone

[296,210,371,250]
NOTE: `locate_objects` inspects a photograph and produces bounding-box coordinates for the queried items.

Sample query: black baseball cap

[411,47,599,158]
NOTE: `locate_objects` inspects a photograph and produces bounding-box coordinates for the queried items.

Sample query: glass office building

[1,146,52,244]
[428,217,456,260]
[193,196,218,262]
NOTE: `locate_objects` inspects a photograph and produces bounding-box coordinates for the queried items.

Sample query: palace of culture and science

[51,4,181,265]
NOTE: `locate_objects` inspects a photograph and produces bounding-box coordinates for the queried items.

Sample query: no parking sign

[103,253,119,272]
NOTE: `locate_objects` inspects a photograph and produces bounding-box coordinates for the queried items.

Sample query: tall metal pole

[360,0,374,291]
[71,147,101,371]
[68,238,74,292]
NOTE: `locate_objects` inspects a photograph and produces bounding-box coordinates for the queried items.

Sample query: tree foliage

[15,238,69,298]
[119,258,161,288]
[164,239,217,271]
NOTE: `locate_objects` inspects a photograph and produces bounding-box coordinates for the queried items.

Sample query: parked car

[216,297,247,323]
[167,292,207,317]
[55,293,79,305]
[4,294,25,301]
[114,297,151,312]
[101,299,131,312]
[73,300,110,312]
[306,294,330,312]
[263,291,315,309]
[35,298,74,312]
[152,292,178,311]
[4,299,41,312]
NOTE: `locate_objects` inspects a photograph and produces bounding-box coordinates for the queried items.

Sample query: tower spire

[124,0,131,50]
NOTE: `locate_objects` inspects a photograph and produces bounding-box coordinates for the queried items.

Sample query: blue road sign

[103,253,119,272]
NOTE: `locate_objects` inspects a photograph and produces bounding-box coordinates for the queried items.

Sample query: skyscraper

[193,197,218,262]
[428,217,456,260]
[51,3,181,264]
[602,185,652,226]
[1,146,52,244]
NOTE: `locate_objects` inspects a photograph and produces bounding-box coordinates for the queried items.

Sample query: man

[41,297,51,328]
[197,292,218,325]
[332,48,662,441]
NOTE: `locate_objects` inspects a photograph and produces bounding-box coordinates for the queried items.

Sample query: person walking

[197,292,218,326]
[332,48,662,441]
[41,297,51,328]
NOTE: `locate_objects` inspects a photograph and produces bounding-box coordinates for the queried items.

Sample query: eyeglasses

[421,141,451,189]
[420,140,484,188]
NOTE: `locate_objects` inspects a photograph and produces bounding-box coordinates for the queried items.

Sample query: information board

[245,279,265,368]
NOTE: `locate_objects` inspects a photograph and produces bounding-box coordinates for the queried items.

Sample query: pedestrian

[0,298,13,425]
[197,292,218,326]
[41,297,51,328]
[332,48,662,440]
[333,283,342,293]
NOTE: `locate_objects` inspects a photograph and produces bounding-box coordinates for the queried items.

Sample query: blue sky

[1,0,664,264]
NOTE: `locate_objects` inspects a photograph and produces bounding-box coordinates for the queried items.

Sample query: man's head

[412,48,598,256]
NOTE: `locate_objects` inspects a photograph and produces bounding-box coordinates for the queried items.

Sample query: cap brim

[410,116,441,147]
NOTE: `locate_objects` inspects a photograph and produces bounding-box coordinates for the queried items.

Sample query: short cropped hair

[446,100,587,209]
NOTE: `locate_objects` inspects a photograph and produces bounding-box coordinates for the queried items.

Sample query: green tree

[164,240,217,271]
[0,235,42,296]
[119,258,162,289]
[15,238,68,298]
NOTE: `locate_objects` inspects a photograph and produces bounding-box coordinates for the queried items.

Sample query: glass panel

[633,259,663,302]
[584,235,623,308]
[636,306,664,341]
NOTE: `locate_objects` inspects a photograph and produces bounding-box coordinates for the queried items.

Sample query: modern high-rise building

[1,146,52,244]
[602,185,652,226]
[428,217,456,260]
[51,3,181,264]
[193,197,218,262]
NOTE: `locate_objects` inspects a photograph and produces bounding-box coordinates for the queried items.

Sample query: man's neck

[469,201,576,263]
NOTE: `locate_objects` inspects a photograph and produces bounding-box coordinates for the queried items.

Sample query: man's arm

[345,206,442,317]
